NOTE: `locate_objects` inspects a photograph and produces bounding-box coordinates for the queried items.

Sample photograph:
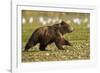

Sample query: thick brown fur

[24,21,73,51]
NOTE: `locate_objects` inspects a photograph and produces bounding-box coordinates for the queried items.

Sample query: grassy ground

[22,22,90,62]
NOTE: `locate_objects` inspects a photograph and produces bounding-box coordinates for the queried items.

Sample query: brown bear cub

[24,21,73,51]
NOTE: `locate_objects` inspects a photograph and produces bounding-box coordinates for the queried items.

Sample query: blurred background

[22,10,90,26]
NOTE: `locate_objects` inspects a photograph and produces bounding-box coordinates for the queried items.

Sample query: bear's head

[58,21,73,35]
[53,21,73,35]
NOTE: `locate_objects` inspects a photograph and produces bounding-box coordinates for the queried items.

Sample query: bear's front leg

[55,41,64,50]
[63,39,72,46]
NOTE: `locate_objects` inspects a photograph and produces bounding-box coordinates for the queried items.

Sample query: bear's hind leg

[24,41,37,52]
[39,44,47,51]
